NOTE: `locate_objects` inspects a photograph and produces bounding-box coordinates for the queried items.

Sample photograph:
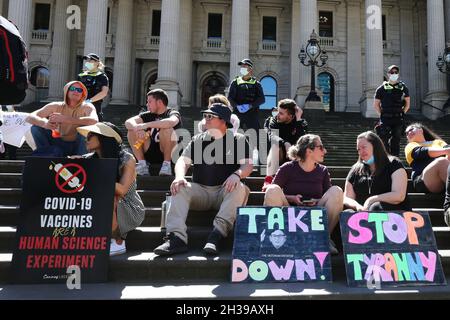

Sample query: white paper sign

[0,112,32,148]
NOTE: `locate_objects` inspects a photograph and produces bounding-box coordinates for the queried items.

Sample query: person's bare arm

[26,103,58,129]
[373,99,382,116]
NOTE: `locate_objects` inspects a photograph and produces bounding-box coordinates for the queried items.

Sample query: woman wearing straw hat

[77,122,145,256]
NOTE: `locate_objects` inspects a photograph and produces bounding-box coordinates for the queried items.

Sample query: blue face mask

[363,155,375,165]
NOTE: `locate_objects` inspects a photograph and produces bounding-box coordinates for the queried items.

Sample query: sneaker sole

[154,247,188,256]
[109,249,126,256]
[203,244,218,255]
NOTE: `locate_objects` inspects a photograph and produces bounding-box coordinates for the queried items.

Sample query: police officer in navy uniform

[78,53,109,121]
[227,59,265,149]
[374,65,410,156]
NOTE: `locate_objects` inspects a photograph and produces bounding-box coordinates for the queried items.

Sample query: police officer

[227,59,265,149]
[374,65,410,156]
[78,53,109,121]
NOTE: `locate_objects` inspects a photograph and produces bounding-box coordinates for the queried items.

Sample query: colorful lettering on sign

[346,251,436,282]
[347,212,425,245]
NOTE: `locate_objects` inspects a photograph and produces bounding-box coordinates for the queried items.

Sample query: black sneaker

[203,228,223,255]
[445,208,450,227]
[153,233,188,256]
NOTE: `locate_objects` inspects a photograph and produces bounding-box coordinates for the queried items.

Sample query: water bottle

[252,148,259,166]
[160,192,171,235]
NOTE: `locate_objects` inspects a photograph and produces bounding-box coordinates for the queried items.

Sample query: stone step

[0,188,444,209]
[1,250,450,286]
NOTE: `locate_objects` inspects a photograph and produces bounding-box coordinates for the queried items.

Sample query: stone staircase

[1,108,450,299]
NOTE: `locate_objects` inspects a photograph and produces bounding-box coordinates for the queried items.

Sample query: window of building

[33,3,51,30]
[106,7,111,34]
[260,76,277,110]
[151,10,161,37]
[208,13,222,38]
[382,15,386,41]
[262,16,276,41]
[30,66,49,88]
[319,11,333,38]
[318,72,335,112]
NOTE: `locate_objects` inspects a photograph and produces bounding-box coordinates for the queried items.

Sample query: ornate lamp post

[298,29,328,102]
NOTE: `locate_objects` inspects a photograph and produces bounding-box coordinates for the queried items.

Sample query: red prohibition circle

[54,163,87,194]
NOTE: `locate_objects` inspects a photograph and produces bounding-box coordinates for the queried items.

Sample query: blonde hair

[208,94,232,111]
[288,134,321,162]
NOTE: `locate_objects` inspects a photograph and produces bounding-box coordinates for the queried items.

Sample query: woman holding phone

[263,134,343,253]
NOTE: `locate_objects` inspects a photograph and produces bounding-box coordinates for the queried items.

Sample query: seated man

[154,103,253,256]
[125,89,181,176]
[263,99,308,190]
[26,81,98,157]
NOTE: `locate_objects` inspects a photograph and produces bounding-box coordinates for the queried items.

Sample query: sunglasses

[203,114,220,120]
[69,87,83,93]
[312,144,325,151]
[405,127,417,135]
[86,132,98,140]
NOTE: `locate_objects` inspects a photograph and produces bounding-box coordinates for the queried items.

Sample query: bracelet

[232,172,241,180]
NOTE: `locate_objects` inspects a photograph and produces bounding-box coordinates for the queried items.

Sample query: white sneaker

[159,161,173,176]
[110,239,126,256]
[136,162,149,176]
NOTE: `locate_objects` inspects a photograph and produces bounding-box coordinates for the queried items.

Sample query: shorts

[144,142,164,164]
[412,175,430,193]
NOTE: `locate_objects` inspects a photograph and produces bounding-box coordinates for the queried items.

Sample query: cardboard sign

[0,111,32,148]
[340,211,447,287]
[231,207,332,283]
[11,157,118,284]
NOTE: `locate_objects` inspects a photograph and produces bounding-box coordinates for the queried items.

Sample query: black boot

[154,233,188,256]
[203,228,224,255]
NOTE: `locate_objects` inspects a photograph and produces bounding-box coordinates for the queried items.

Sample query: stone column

[295,0,318,107]
[153,0,181,109]
[0,0,4,16]
[229,0,250,82]
[360,0,384,118]
[399,0,418,114]
[290,0,300,97]
[346,0,363,113]
[83,0,108,60]
[424,0,448,119]
[178,0,193,107]
[446,0,450,44]
[111,0,134,105]
[47,0,72,100]
[8,0,32,47]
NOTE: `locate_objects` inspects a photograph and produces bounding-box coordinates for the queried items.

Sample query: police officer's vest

[381,81,406,115]
[234,76,259,104]
[78,71,105,100]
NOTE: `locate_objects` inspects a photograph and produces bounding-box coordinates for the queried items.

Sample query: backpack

[0,15,28,105]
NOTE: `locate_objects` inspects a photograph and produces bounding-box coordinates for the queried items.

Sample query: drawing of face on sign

[270,229,287,249]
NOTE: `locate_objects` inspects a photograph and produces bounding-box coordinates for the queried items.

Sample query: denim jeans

[31,125,87,157]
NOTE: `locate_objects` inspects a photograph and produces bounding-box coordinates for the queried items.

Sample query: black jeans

[375,117,404,156]
[234,108,261,149]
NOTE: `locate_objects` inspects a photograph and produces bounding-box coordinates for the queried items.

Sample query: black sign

[231,207,332,283]
[11,157,117,284]
[340,211,447,287]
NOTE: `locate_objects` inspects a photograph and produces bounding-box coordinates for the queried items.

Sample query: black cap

[83,53,100,62]
[201,103,232,127]
[238,58,254,69]
[387,65,399,73]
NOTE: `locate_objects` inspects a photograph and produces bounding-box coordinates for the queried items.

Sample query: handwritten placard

[11,157,117,284]
[231,207,332,283]
[0,111,32,147]
[340,211,446,287]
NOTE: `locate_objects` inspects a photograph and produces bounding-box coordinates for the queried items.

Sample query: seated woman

[344,131,410,212]
[263,134,343,253]
[76,122,145,256]
[404,123,450,194]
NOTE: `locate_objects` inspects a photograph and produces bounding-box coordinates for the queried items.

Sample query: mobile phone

[302,199,317,204]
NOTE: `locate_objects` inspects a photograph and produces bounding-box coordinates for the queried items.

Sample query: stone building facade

[2,0,450,119]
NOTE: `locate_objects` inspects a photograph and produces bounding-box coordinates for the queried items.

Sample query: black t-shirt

[264,116,308,145]
[140,108,182,145]
[346,158,410,210]
[374,81,409,115]
[78,72,109,101]
[182,130,251,186]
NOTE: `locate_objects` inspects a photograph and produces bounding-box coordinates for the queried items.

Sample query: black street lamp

[436,46,450,74]
[298,29,328,102]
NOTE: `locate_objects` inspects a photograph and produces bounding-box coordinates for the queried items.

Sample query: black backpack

[0,15,28,105]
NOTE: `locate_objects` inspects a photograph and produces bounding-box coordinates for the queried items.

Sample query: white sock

[138,160,146,166]
[163,160,171,165]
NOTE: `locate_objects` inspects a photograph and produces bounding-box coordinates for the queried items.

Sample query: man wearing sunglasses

[373,65,410,156]
[26,81,98,157]
[154,103,253,256]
